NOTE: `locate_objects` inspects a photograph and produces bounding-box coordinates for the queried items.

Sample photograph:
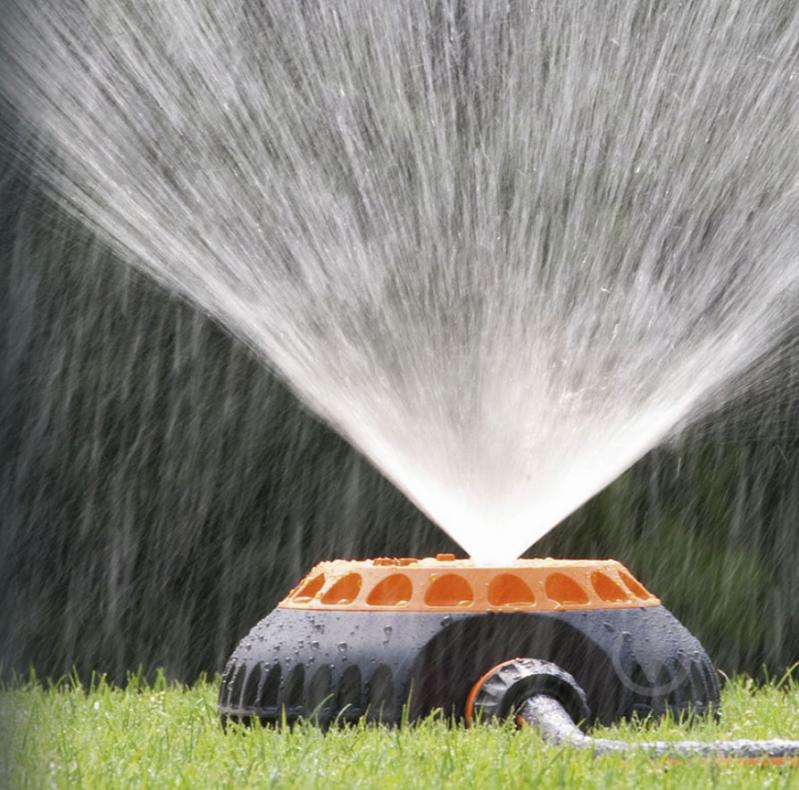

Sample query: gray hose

[518,695,799,760]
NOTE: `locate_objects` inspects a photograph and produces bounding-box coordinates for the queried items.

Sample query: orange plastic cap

[279,556,659,613]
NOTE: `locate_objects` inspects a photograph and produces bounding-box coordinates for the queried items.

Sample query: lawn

[2,672,798,789]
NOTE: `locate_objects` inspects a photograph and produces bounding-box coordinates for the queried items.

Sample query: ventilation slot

[308,666,333,717]
[487,574,535,606]
[229,664,246,708]
[666,658,692,709]
[367,665,394,721]
[242,664,262,708]
[545,573,589,605]
[337,666,363,718]
[619,570,650,599]
[690,659,707,701]
[259,665,281,709]
[367,574,412,606]
[702,661,719,700]
[425,574,474,607]
[293,574,325,602]
[321,573,362,605]
[284,665,305,709]
[591,571,628,602]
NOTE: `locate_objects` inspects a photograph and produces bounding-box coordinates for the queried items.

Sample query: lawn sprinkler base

[218,556,719,728]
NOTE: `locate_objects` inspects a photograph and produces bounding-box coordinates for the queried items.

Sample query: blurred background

[2,143,798,685]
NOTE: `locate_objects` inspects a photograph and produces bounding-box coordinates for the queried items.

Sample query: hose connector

[468,657,799,762]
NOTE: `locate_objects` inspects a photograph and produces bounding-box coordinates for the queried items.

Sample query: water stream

[3,1,798,560]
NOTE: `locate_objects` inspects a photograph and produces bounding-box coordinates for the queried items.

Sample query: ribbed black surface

[218,604,720,727]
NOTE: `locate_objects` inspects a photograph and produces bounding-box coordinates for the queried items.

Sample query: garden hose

[470,659,799,763]
[517,694,799,762]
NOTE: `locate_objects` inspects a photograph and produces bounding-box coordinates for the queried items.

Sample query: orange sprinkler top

[279,555,659,613]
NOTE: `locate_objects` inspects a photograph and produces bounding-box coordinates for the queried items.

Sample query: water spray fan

[220,555,799,760]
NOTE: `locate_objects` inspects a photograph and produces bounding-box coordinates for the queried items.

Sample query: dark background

[2,149,798,685]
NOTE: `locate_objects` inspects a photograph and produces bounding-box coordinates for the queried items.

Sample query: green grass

[2,673,799,789]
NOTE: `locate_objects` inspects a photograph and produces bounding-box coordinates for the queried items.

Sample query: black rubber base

[219,604,719,727]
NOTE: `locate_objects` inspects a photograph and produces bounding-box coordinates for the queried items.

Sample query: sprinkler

[219,555,799,760]
[220,555,718,726]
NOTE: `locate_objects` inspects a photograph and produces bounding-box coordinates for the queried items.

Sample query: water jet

[4,1,799,563]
